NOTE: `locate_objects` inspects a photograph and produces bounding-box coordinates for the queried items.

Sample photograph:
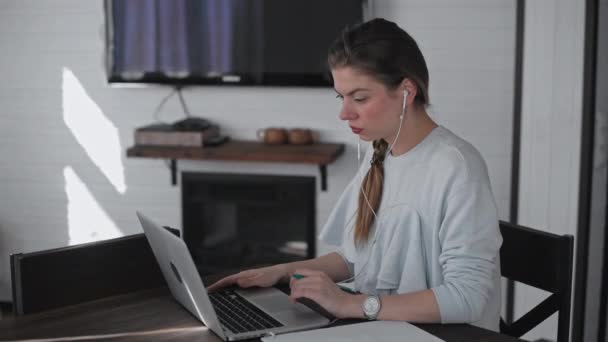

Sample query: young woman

[208,18,502,331]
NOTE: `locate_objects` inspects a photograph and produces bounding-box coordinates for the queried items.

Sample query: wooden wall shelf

[126,140,345,191]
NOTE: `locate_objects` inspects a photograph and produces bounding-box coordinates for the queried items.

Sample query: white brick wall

[0,0,515,310]
[376,0,516,220]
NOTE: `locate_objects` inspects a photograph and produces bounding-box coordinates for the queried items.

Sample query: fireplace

[181,172,316,275]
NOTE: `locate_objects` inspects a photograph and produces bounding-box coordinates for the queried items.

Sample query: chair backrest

[499,220,574,342]
[10,231,176,315]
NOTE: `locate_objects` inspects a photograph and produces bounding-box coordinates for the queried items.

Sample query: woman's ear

[400,78,417,103]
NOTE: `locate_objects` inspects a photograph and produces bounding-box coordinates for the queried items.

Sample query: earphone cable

[338,92,408,287]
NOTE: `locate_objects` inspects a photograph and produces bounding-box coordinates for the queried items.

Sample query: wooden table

[0,287,525,342]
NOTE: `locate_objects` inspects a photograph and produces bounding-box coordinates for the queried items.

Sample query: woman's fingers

[207,278,231,292]
[289,277,349,318]
[207,270,256,291]
[209,265,287,291]
[207,274,239,291]
[290,275,327,298]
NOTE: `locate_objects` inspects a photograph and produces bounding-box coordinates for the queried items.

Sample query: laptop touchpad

[237,288,304,312]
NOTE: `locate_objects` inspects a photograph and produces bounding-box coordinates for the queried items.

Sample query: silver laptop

[137,212,330,341]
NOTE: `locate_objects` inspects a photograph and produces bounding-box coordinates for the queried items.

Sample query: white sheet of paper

[261,321,445,342]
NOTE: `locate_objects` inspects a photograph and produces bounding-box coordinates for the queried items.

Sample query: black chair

[499,220,574,342]
[10,230,178,315]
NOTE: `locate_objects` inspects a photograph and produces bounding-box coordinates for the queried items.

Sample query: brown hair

[328,18,430,246]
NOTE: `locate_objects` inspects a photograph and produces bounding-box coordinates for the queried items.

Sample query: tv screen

[105,0,364,86]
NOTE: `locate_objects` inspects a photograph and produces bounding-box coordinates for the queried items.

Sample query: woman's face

[332,66,402,142]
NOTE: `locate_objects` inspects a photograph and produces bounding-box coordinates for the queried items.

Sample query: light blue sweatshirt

[319,126,502,331]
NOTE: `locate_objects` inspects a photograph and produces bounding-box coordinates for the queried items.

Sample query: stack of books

[134,123,220,147]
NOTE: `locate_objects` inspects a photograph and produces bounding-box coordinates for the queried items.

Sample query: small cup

[287,128,313,145]
[256,127,288,145]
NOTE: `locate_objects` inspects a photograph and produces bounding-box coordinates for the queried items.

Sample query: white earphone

[387,89,408,155]
[400,90,409,119]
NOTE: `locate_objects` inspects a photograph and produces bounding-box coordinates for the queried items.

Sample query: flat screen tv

[105,0,364,86]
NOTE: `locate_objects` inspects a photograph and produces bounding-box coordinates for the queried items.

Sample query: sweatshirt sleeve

[431,180,502,323]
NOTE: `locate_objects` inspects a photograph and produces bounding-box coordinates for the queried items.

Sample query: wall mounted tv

[105,0,364,86]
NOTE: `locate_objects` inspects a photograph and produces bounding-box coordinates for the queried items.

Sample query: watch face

[364,296,380,313]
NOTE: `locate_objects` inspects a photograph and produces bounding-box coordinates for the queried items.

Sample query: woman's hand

[289,268,358,319]
[207,264,288,292]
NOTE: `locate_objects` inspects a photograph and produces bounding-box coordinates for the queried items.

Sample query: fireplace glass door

[182,172,316,275]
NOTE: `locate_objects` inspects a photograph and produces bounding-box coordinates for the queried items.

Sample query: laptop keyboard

[209,289,284,334]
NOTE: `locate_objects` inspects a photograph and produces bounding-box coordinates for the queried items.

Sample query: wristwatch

[362,295,382,320]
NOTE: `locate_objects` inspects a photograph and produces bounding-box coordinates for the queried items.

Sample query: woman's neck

[387,108,437,157]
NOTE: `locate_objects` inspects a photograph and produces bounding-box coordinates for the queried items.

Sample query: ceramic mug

[256,127,288,145]
[287,128,313,145]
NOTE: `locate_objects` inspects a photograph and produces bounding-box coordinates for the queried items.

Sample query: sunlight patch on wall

[64,166,122,245]
[62,67,127,193]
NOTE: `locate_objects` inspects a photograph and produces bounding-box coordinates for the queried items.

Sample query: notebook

[261,321,445,342]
